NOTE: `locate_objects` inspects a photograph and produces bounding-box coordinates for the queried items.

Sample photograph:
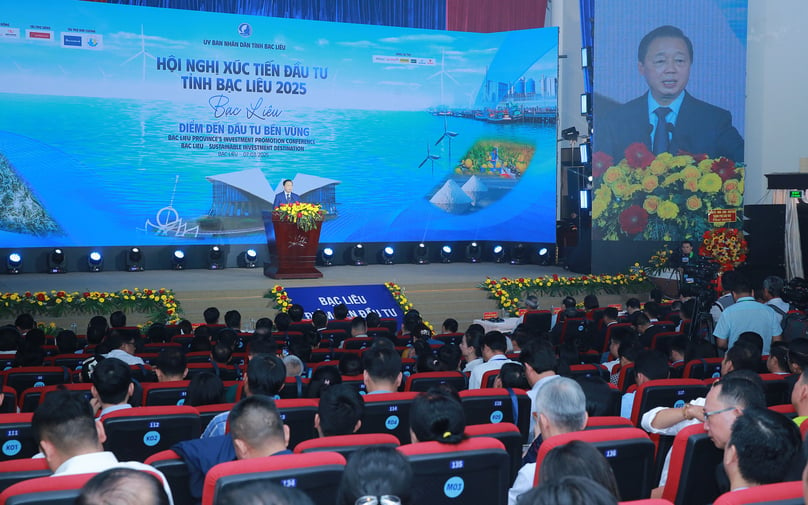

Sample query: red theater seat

[294,433,399,458]
[0,458,51,493]
[683,358,723,380]
[0,367,71,395]
[404,371,466,392]
[0,473,95,505]
[202,452,346,505]
[358,392,418,444]
[275,398,318,450]
[712,481,803,505]
[459,388,531,443]
[398,437,509,505]
[661,423,723,505]
[619,500,675,505]
[465,422,522,484]
[144,450,193,505]
[141,380,191,406]
[629,379,708,426]
[535,428,655,501]
[102,405,201,462]
[0,413,37,461]
[19,383,93,413]
[586,416,633,429]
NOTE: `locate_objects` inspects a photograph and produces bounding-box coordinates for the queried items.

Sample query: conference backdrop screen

[0,0,558,248]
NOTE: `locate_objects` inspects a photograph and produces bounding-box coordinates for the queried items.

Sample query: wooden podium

[262,211,323,279]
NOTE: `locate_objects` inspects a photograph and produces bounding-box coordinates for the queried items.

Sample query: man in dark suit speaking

[272,179,301,208]
[597,25,744,163]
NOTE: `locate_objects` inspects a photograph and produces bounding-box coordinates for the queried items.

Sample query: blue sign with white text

[284,284,403,328]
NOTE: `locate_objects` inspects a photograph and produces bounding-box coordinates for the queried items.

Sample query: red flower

[297,212,302,218]
[624,143,655,169]
[618,205,649,235]
[711,157,736,181]
[36,293,45,302]
[83,292,90,298]
[280,295,287,301]
[690,152,708,162]
[275,286,283,292]
[24,292,31,298]
[592,151,613,178]
[57,291,65,297]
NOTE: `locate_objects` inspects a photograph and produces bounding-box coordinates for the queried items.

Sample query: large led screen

[0,0,558,247]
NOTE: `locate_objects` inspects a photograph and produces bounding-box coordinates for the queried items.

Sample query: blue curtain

[100,0,446,30]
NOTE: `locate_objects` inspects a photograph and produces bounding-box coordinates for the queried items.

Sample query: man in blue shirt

[714,275,782,354]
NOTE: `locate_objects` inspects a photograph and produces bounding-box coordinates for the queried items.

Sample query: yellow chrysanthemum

[662,173,682,186]
[611,181,630,198]
[723,179,739,192]
[686,195,702,211]
[684,178,699,192]
[698,159,714,173]
[594,186,612,205]
[603,166,623,184]
[642,175,659,192]
[657,200,680,220]
[592,199,607,219]
[649,159,667,175]
[698,173,722,193]
[724,190,742,207]
[670,155,695,168]
[643,196,661,214]
[681,166,700,179]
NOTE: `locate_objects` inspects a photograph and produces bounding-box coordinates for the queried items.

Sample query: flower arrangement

[273,202,324,232]
[480,272,652,316]
[645,245,673,276]
[0,288,181,324]
[264,285,292,312]
[385,282,413,313]
[592,144,744,241]
[700,227,748,271]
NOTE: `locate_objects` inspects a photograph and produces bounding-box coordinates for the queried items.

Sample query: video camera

[783,277,808,310]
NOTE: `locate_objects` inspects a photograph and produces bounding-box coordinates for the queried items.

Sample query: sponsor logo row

[1,28,102,49]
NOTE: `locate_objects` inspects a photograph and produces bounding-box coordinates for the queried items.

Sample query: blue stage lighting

[88,251,104,272]
[7,253,21,274]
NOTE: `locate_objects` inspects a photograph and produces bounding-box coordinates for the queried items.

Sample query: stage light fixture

[88,251,104,272]
[465,242,481,263]
[561,126,579,142]
[382,246,395,265]
[208,245,224,270]
[320,247,334,266]
[537,246,553,266]
[581,47,591,68]
[48,248,66,273]
[492,244,505,263]
[350,244,366,266]
[242,248,258,268]
[7,253,22,274]
[580,93,591,115]
[172,249,186,270]
[440,245,453,263]
[414,243,429,264]
[509,243,528,265]
[126,247,144,272]
[579,142,590,164]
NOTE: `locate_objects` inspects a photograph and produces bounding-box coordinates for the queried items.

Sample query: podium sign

[262,211,323,279]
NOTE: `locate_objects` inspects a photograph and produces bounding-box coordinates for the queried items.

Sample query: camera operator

[669,240,697,271]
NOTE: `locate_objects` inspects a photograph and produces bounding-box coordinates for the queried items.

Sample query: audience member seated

[517,476,618,505]
[338,354,363,377]
[624,297,642,316]
[146,323,168,344]
[584,294,600,312]
[788,338,808,375]
[286,304,305,323]
[86,316,109,347]
[109,311,127,330]
[469,331,516,389]
[412,340,439,373]
[459,324,485,374]
[274,312,292,334]
[253,317,274,337]
[593,307,619,353]
[347,316,368,341]
[333,303,350,321]
[549,297,585,344]
[520,338,559,438]
[508,377,588,504]
[601,327,637,373]
[187,372,225,407]
[76,467,170,505]
[176,319,193,336]
[641,371,766,495]
[495,362,530,390]
[669,334,688,366]
[203,307,220,326]
[365,311,381,332]
[723,406,801,493]
[154,347,188,383]
[768,341,791,374]
[620,350,670,419]
[362,342,402,394]
[32,390,172,494]
[714,274,781,354]
[409,388,466,444]
[218,480,314,505]
[103,331,144,366]
[762,275,789,325]
[441,318,459,335]
[336,446,413,505]
[316,383,364,437]
[721,339,761,375]
[13,313,35,338]
[91,358,133,418]
[307,365,342,398]
[0,325,21,357]
[211,342,234,365]
[436,344,462,372]
[189,327,212,353]
[15,339,46,367]
[536,440,620,500]
[202,354,286,438]
[56,330,79,355]
[283,355,305,377]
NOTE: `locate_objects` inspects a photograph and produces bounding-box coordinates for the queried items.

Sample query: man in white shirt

[468,331,516,389]
[90,358,133,419]
[762,275,790,325]
[32,390,173,503]
[519,338,559,440]
[103,332,144,366]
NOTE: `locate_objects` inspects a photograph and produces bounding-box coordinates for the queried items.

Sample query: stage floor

[0,263,620,331]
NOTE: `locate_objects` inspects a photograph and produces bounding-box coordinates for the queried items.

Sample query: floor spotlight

[208,245,224,270]
[492,244,505,263]
[7,253,22,274]
[465,242,481,263]
[242,248,258,268]
[351,244,366,266]
[440,245,453,263]
[414,243,429,264]
[537,246,553,266]
[88,251,104,272]
[320,247,334,266]
[510,243,528,265]
[382,246,395,265]
[126,247,144,272]
[48,248,66,273]
[172,249,186,270]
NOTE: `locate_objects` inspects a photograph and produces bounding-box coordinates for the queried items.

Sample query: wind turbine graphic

[122,25,155,80]
[427,49,459,106]
[434,116,458,169]
[418,143,441,176]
